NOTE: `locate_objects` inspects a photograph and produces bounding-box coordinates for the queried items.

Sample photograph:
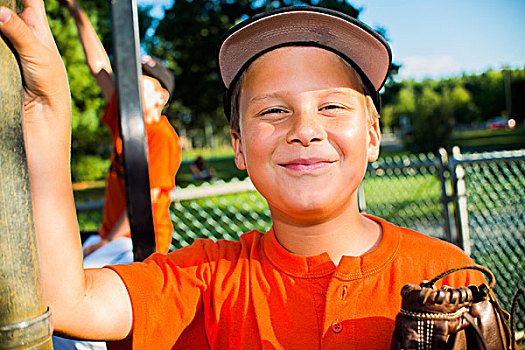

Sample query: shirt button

[331,321,343,333]
[340,285,348,300]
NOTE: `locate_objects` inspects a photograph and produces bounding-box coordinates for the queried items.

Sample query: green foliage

[406,85,454,152]
[46,0,112,161]
[449,85,479,124]
[382,68,525,152]
[71,155,110,182]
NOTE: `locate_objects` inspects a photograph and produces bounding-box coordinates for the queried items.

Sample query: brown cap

[141,55,175,96]
[217,6,392,117]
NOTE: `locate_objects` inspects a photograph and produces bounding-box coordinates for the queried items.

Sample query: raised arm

[0,0,131,340]
[58,0,114,101]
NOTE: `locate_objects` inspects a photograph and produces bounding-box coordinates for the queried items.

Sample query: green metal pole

[0,0,53,348]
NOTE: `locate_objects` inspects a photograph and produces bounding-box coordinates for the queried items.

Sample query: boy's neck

[144,110,162,124]
[270,206,382,265]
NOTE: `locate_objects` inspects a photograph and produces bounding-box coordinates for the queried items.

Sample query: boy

[57,0,182,260]
[0,2,484,349]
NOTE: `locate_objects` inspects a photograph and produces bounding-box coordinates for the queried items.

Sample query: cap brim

[218,6,392,93]
[141,56,175,96]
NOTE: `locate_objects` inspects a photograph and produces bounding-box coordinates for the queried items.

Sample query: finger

[18,0,57,50]
[0,6,43,56]
[19,0,46,22]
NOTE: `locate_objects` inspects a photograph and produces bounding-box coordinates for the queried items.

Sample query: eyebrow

[249,88,362,104]
[249,92,285,104]
[319,88,362,101]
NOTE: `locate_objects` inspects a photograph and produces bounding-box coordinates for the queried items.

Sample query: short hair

[228,53,379,133]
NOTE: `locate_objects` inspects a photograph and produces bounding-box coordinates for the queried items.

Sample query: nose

[286,109,326,146]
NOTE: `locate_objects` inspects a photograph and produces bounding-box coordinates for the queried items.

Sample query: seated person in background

[190,156,217,181]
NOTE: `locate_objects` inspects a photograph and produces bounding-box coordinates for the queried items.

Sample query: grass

[449,125,525,151]
[175,156,247,188]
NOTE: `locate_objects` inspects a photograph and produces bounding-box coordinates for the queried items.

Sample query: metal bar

[110,0,155,261]
[453,149,525,165]
[357,184,367,213]
[437,148,453,242]
[450,146,472,255]
[0,0,53,347]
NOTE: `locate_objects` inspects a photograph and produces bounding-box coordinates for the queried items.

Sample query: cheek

[241,123,279,167]
[141,93,153,110]
[328,119,368,155]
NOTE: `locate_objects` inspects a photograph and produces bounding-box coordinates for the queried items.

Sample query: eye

[260,107,287,116]
[319,104,345,111]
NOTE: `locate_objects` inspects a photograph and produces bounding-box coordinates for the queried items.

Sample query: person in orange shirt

[58,0,181,264]
[52,1,181,349]
[3,3,490,349]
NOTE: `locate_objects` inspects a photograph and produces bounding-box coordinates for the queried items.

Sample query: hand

[83,240,107,257]
[0,0,71,129]
[56,0,77,12]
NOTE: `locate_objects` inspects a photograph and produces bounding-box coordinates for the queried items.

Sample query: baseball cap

[141,55,175,96]
[217,6,392,117]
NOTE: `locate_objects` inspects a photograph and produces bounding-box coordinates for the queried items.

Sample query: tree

[382,67,525,153]
[463,69,505,121]
[403,85,454,152]
[449,84,479,125]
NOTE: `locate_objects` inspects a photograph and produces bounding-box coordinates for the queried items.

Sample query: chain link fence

[453,149,525,338]
[76,148,525,339]
[360,148,525,338]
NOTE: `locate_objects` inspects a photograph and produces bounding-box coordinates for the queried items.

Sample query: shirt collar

[262,214,401,280]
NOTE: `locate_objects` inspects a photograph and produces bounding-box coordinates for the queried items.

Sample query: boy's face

[231,46,380,223]
[141,75,169,124]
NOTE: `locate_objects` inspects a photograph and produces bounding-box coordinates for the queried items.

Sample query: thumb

[0,3,70,111]
[0,6,38,55]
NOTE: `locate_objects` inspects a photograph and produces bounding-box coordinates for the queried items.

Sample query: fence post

[358,184,367,213]
[0,0,53,348]
[437,148,454,242]
[450,146,472,255]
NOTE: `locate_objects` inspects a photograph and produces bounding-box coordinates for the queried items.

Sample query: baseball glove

[390,265,517,350]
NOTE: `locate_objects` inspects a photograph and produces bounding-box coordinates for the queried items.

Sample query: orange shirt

[107,215,485,349]
[99,95,181,254]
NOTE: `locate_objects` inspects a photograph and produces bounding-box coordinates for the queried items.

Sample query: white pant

[82,234,134,268]
[52,336,107,350]
[52,235,133,350]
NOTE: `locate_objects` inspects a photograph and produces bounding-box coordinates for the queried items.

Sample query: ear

[230,130,246,170]
[158,88,170,107]
[367,118,381,162]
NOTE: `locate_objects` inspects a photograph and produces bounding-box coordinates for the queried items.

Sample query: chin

[273,194,340,218]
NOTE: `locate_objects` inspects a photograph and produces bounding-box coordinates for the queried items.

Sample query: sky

[354,0,525,80]
[138,0,525,81]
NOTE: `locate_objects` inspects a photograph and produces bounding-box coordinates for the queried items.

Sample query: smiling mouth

[278,159,335,171]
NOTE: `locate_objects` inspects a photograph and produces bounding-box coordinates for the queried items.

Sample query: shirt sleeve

[106,239,217,349]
